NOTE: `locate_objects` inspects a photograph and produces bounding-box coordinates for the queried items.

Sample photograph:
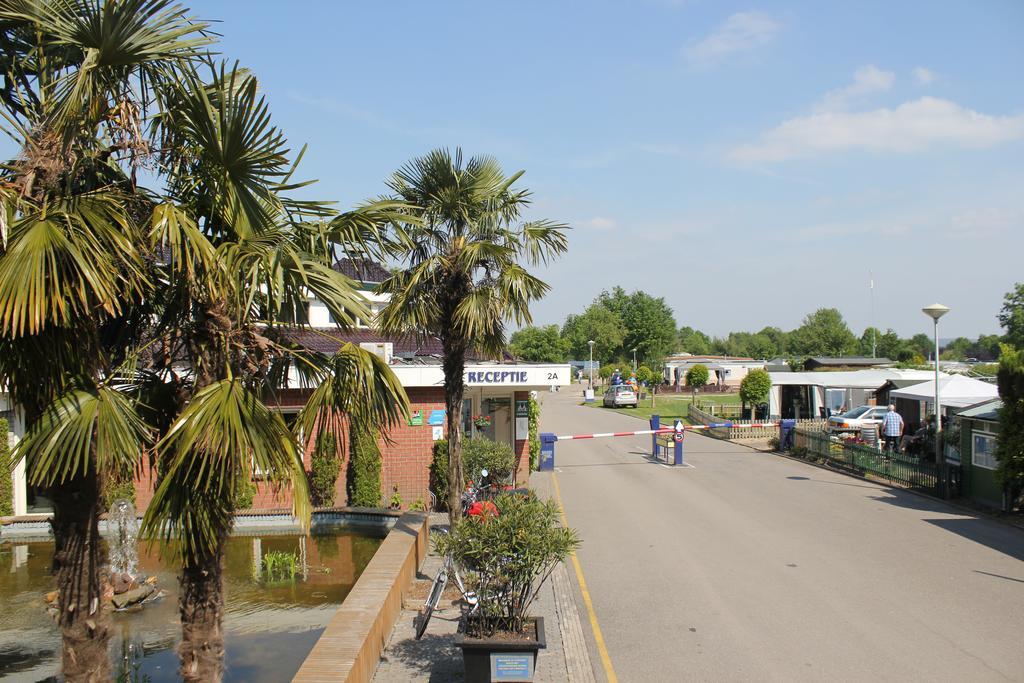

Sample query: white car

[827,405,888,433]
[603,385,638,408]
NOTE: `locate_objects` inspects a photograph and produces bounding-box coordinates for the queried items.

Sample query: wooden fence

[687,404,826,440]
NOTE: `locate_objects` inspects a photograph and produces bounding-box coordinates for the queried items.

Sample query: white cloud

[815,65,895,112]
[730,97,1024,163]
[685,11,782,64]
[913,67,937,85]
[583,216,616,230]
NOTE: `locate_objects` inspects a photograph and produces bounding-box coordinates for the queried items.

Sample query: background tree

[378,149,568,521]
[685,364,709,399]
[791,308,858,357]
[941,337,972,360]
[999,282,1024,349]
[597,287,677,364]
[677,326,712,355]
[995,344,1024,509]
[907,333,934,361]
[740,369,772,416]
[859,327,883,357]
[510,324,569,362]
[562,303,623,362]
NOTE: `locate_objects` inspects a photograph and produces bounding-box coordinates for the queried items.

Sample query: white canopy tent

[767,369,937,418]
[889,375,998,409]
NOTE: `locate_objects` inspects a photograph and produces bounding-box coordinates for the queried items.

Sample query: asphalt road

[537,388,1024,682]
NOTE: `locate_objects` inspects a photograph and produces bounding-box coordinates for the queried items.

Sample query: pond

[0,524,386,682]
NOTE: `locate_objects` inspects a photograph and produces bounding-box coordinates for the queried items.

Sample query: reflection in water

[0,526,384,682]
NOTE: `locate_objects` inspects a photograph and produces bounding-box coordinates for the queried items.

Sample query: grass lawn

[581,389,742,424]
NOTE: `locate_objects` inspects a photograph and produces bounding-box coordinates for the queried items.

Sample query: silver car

[827,405,888,433]
[603,385,638,408]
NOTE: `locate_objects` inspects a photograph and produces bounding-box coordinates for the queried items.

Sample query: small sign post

[673,419,685,466]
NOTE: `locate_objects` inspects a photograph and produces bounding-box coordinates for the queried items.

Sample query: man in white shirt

[881,404,904,454]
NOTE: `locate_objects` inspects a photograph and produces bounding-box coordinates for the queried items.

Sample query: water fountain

[109,499,140,579]
[107,499,160,610]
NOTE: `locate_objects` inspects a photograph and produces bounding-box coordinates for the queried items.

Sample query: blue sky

[153,2,1024,337]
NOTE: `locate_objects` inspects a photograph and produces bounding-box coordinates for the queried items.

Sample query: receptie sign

[490,652,533,681]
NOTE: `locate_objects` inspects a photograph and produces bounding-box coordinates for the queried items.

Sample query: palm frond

[14,386,151,488]
[29,0,214,128]
[0,192,148,336]
[159,63,290,239]
[141,379,309,563]
[297,343,409,453]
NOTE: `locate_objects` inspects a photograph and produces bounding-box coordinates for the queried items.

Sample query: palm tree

[135,66,407,682]
[0,5,406,681]
[0,2,210,679]
[378,148,569,520]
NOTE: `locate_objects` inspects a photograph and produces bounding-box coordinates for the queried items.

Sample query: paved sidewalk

[372,510,597,682]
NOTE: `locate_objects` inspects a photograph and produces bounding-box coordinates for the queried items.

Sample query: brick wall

[130,387,447,513]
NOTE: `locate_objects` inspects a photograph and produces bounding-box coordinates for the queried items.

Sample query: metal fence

[791,428,957,497]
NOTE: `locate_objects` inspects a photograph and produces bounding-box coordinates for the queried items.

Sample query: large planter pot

[454,617,546,683]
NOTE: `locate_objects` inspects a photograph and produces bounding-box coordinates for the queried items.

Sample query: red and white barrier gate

[539,419,782,470]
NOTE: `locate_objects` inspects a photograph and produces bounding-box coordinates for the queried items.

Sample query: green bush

[429,439,450,510]
[598,364,616,380]
[0,417,11,518]
[463,438,517,484]
[636,365,654,385]
[0,418,11,516]
[685,364,709,389]
[739,369,771,407]
[528,396,540,471]
[310,430,340,507]
[234,477,256,510]
[436,492,580,637]
[102,467,136,510]
[430,436,518,503]
[347,424,382,507]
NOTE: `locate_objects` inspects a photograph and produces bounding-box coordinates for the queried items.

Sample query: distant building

[803,357,895,371]
[663,354,765,387]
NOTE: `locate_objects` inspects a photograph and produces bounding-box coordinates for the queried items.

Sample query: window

[972,432,997,470]
[280,302,309,324]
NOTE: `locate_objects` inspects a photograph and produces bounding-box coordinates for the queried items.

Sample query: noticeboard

[515,399,529,440]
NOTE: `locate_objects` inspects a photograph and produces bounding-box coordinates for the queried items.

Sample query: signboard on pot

[490,652,533,681]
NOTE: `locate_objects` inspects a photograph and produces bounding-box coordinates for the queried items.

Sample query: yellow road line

[552,472,619,683]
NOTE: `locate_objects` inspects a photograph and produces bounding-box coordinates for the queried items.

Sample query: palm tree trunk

[50,464,111,683]
[443,341,466,523]
[177,301,230,682]
[178,537,227,683]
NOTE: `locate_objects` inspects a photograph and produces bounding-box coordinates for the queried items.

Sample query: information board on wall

[515,399,529,440]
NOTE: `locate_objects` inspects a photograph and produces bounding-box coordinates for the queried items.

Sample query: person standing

[881,404,904,454]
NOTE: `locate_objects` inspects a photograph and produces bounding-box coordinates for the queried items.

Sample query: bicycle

[414,527,478,640]
[414,469,494,640]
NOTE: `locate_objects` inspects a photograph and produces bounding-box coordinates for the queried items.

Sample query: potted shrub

[437,493,580,682]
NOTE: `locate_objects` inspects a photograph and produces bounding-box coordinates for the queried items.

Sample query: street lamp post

[922,303,950,495]
[631,347,637,373]
[588,340,595,390]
